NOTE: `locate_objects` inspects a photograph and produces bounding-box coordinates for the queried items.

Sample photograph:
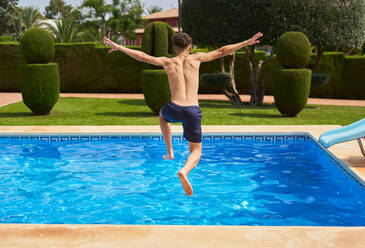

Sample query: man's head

[173,32,192,53]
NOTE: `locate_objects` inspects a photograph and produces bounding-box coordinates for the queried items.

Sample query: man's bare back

[104,32,263,196]
[163,53,201,106]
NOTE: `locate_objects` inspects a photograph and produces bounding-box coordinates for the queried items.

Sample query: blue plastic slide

[318,118,365,156]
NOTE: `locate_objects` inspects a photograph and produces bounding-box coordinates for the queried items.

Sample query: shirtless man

[104,32,263,196]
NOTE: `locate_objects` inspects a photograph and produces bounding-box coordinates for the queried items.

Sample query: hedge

[0,36,13,42]
[0,42,364,99]
[342,56,365,99]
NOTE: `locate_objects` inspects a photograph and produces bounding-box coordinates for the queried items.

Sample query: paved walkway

[0,92,364,107]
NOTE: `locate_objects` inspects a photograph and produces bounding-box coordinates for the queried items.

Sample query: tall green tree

[45,0,73,19]
[182,0,365,106]
[146,5,162,14]
[107,0,144,40]
[21,7,43,32]
[0,0,21,37]
[81,0,112,36]
[44,18,84,42]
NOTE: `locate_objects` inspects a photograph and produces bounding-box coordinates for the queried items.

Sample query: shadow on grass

[95,112,156,117]
[118,99,147,106]
[0,112,33,117]
[199,100,318,110]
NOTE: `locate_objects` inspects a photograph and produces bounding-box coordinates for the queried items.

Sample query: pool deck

[0,125,364,247]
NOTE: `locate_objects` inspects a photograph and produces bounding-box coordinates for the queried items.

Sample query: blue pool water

[0,134,364,226]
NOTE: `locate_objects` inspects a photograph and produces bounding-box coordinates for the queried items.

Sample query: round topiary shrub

[275,32,311,68]
[19,63,60,115]
[20,28,55,63]
[141,70,170,115]
[142,22,175,57]
[272,69,312,117]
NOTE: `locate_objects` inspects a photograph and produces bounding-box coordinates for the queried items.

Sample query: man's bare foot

[178,171,193,196]
[163,153,174,160]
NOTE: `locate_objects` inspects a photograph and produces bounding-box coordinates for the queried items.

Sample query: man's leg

[178,142,202,196]
[159,115,174,160]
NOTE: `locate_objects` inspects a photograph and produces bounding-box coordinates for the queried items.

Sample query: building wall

[126,17,179,46]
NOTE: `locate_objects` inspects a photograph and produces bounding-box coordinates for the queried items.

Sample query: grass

[0,97,363,126]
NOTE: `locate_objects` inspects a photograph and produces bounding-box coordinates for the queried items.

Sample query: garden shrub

[200,73,231,89]
[276,32,311,68]
[0,44,364,99]
[141,22,175,57]
[20,28,55,63]
[342,56,365,99]
[308,52,344,98]
[19,63,60,115]
[0,42,23,91]
[273,32,312,117]
[0,36,13,42]
[141,70,170,115]
[272,69,312,117]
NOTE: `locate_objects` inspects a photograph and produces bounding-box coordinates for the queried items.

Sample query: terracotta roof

[143,8,178,20]
[135,27,180,34]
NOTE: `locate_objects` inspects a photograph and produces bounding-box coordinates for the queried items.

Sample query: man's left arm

[104,37,168,67]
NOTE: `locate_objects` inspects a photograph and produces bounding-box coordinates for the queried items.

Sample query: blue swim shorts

[160,102,202,143]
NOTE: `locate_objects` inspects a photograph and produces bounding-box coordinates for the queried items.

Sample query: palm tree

[45,18,84,43]
[21,7,43,31]
[146,5,163,14]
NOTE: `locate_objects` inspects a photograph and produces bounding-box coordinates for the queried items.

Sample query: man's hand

[245,32,263,46]
[104,37,120,53]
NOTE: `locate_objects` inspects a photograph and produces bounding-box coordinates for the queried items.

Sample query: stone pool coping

[0,125,364,248]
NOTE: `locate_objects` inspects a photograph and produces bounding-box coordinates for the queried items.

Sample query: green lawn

[0,98,363,126]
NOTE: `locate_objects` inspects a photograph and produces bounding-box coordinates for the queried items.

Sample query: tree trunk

[248,46,258,106]
[219,54,242,105]
[313,45,325,70]
[248,46,274,106]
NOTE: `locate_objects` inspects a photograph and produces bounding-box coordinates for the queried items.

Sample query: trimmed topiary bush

[273,69,312,117]
[20,28,55,63]
[141,22,175,57]
[276,32,311,68]
[0,36,13,42]
[141,70,170,115]
[19,28,60,115]
[19,63,60,115]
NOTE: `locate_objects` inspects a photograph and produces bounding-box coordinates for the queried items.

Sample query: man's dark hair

[173,32,192,49]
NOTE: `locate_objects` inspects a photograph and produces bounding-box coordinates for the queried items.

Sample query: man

[104,32,263,196]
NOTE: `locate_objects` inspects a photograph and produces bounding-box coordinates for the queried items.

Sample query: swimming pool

[0,133,364,226]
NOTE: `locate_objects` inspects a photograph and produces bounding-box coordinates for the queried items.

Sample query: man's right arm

[196,32,263,63]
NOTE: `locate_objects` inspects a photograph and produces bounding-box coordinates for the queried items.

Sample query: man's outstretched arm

[104,37,168,67]
[196,32,263,63]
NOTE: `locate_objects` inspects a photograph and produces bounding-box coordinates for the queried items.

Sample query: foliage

[20,28,55,63]
[19,63,60,115]
[146,5,163,15]
[107,0,144,40]
[20,6,43,32]
[276,32,311,68]
[272,69,312,117]
[0,0,21,37]
[342,56,365,99]
[0,35,13,42]
[81,0,112,36]
[45,18,84,43]
[181,0,365,105]
[141,70,170,115]
[200,73,231,89]
[141,22,175,57]
[45,0,73,19]
[1,43,364,99]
